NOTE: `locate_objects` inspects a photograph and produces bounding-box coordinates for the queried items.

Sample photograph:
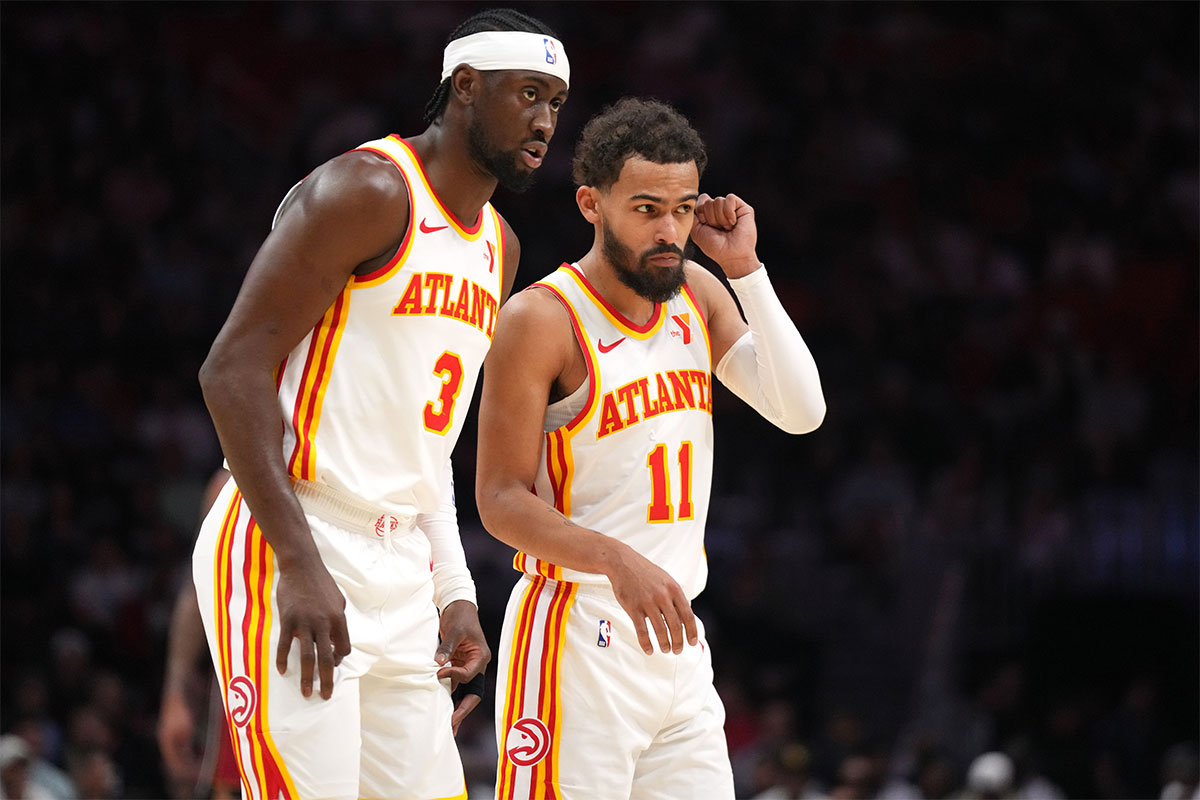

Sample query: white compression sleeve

[419,459,477,611]
[714,266,826,434]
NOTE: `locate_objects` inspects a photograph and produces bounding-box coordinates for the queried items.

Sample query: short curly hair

[572,97,707,190]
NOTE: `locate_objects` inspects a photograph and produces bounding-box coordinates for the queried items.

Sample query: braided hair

[423,8,559,124]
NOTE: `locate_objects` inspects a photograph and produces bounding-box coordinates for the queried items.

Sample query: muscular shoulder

[273,150,409,236]
[270,149,411,266]
[302,150,409,216]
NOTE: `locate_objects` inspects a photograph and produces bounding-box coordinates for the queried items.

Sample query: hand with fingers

[691,192,761,280]
[274,558,352,700]
[435,599,492,736]
[604,543,698,656]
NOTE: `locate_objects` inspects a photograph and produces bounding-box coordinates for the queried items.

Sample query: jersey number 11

[646,442,694,523]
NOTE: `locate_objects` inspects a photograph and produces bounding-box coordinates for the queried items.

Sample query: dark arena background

[1,3,1196,798]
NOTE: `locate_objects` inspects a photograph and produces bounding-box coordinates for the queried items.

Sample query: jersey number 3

[424,351,464,435]
[647,442,694,523]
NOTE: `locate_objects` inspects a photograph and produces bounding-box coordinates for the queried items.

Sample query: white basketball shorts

[193,478,466,800]
[494,573,734,800]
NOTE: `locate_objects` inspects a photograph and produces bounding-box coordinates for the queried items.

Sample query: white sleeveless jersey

[519,264,714,599]
[274,135,505,516]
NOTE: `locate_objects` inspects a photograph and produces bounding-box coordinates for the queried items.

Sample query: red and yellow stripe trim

[560,263,665,338]
[496,577,578,800]
[211,491,297,800]
[286,287,351,481]
[528,281,601,434]
[680,282,713,368]
[513,427,574,581]
[491,206,507,296]
[389,135,487,240]
[348,143,417,288]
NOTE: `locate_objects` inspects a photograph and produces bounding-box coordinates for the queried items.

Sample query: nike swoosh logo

[597,337,626,353]
[419,218,448,233]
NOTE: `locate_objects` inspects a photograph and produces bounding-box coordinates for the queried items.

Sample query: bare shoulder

[268,149,411,266]
[681,260,727,313]
[494,283,572,340]
[487,283,578,401]
[296,149,410,216]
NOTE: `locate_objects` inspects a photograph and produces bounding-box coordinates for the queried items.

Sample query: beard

[602,224,687,303]
[467,117,537,193]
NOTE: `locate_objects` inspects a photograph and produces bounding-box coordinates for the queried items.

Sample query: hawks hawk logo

[506,716,551,767]
[227,676,257,728]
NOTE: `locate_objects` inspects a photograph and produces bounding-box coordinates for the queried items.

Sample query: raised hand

[605,544,698,656]
[691,192,760,279]
[275,558,351,700]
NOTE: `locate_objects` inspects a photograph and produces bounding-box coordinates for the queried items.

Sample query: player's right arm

[476,289,698,656]
[198,151,410,700]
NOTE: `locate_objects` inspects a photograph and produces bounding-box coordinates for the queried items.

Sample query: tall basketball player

[192,10,569,800]
[476,98,826,799]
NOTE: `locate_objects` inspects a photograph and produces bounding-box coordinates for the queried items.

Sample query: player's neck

[576,252,659,327]
[407,127,498,226]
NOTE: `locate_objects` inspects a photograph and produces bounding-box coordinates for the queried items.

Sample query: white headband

[441,31,570,89]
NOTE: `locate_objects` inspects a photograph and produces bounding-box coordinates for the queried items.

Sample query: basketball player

[476,98,826,799]
[192,10,569,799]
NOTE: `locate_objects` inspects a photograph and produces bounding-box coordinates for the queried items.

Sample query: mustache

[643,243,685,259]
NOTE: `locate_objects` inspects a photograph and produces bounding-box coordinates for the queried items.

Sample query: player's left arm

[689,192,826,434]
[419,425,490,737]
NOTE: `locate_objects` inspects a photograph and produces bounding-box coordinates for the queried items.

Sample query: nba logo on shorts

[544,37,557,65]
[597,619,612,647]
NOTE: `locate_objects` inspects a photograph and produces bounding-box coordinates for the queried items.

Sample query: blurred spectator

[752,741,827,800]
[5,723,72,800]
[1159,743,1200,800]
[0,734,62,800]
[65,750,119,800]
[963,751,1015,800]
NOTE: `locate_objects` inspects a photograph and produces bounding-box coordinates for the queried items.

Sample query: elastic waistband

[516,570,614,598]
[292,480,417,538]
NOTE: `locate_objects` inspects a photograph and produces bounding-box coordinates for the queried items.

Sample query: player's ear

[450,65,482,106]
[576,186,601,224]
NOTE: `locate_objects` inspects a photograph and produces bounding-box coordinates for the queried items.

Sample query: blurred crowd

[1,3,1196,799]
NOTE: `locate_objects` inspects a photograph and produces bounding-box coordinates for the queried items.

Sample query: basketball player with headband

[192,10,569,799]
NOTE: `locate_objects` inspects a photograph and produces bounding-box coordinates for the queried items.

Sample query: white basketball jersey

[519,264,714,599]
[274,135,505,516]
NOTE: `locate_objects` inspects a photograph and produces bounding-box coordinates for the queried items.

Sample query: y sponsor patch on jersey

[670,312,692,344]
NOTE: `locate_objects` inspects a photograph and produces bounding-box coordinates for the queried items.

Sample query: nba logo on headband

[441,31,570,88]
